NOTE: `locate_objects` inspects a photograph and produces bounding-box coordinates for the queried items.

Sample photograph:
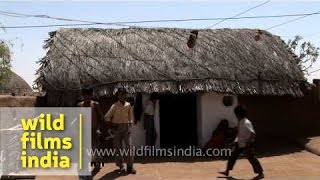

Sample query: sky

[0,0,320,88]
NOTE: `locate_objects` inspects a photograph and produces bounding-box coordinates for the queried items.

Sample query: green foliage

[0,39,12,86]
[287,35,320,74]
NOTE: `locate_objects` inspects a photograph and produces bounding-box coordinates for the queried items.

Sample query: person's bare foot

[115,166,126,173]
[252,173,264,179]
[219,170,229,176]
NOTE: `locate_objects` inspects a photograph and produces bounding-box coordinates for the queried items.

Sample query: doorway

[159,94,197,148]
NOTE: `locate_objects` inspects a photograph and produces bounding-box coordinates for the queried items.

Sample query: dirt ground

[298,136,320,156]
[35,148,320,180]
[0,95,36,107]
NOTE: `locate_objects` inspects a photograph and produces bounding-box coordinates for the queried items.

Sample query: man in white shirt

[220,105,264,179]
[142,93,157,146]
[105,88,136,174]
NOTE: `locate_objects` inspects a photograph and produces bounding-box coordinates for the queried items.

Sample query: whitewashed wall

[131,92,238,148]
[197,92,238,147]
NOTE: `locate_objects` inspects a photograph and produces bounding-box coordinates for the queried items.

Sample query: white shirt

[144,100,155,116]
[236,118,255,148]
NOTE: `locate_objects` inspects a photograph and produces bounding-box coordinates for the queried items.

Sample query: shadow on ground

[98,170,130,180]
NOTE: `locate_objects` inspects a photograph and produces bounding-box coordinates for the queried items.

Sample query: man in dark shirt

[78,88,104,180]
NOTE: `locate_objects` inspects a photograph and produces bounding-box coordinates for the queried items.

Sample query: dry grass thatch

[0,71,33,95]
[36,28,305,96]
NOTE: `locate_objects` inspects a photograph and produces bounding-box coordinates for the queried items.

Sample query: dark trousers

[92,128,102,164]
[144,114,157,146]
[113,124,134,168]
[227,143,263,174]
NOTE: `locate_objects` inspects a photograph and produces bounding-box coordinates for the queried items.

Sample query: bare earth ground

[298,136,320,156]
[1,96,319,180]
[0,95,36,107]
[36,149,320,180]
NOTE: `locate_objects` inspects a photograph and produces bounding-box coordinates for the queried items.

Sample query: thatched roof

[0,71,32,95]
[36,28,305,96]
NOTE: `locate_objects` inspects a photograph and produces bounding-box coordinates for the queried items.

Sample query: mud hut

[36,28,308,147]
[0,71,32,96]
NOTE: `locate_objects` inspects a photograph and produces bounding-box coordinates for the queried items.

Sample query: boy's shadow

[217,175,263,180]
[97,170,129,180]
[92,167,101,177]
[217,176,244,180]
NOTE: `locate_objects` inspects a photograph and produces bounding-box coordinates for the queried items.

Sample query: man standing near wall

[105,88,136,174]
[143,93,157,146]
[220,105,264,180]
[78,88,104,180]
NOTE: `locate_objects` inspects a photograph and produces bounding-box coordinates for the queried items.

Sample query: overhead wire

[266,10,320,30]
[205,0,271,29]
[1,9,320,29]
[309,68,320,74]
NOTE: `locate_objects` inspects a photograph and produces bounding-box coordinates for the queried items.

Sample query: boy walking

[220,105,264,179]
[105,88,136,174]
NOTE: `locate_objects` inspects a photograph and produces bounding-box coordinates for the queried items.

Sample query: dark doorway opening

[159,94,197,148]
